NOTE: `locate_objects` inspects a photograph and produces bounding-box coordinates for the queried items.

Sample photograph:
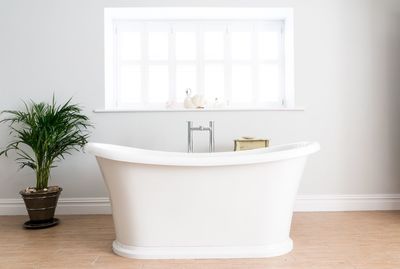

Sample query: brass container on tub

[234,137,269,151]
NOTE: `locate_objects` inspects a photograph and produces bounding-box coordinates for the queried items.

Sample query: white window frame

[104,7,294,111]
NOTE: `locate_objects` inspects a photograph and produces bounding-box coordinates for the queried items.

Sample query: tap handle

[187,121,193,153]
[208,121,215,152]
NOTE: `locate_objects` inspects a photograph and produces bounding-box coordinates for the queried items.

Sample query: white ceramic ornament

[184,88,195,109]
[191,94,207,108]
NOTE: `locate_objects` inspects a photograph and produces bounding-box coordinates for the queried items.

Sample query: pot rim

[19,186,63,196]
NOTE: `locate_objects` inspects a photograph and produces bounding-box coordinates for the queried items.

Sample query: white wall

[1,0,400,201]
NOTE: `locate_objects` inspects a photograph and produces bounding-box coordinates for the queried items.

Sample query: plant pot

[20,186,62,228]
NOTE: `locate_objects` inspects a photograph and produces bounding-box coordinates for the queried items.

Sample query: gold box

[234,138,269,151]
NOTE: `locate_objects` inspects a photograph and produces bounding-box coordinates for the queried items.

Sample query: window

[104,8,294,110]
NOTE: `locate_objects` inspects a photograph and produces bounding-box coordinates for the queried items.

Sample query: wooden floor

[0,212,399,269]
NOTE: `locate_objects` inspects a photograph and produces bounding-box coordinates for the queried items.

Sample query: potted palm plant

[0,97,91,228]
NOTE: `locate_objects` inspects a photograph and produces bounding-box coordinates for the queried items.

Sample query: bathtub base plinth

[112,239,293,259]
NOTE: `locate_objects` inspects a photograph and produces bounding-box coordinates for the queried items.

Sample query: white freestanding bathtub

[87,141,319,259]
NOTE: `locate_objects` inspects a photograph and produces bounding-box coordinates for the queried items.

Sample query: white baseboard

[0,197,111,216]
[295,194,400,212]
[1,194,399,216]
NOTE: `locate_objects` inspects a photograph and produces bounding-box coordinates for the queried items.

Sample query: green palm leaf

[0,96,92,190]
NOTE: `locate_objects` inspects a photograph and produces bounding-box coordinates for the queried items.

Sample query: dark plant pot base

[20,186,62,225]
[23,218,59,229]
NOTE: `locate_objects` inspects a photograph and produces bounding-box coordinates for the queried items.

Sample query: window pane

[176,65,197,102]
[204,31,224,60]
[259,31,280,60]
[259,64,280,102]
[204,64,224,100]
[119,32,141,61]
[119,65,141,103]
[148,32,169,60]
[232,65,252,103]
[176,32,196,60]
[231,32,252,60]
[148,65,169,102]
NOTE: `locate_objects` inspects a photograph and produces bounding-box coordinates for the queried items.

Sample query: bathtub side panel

[97,156,307,249]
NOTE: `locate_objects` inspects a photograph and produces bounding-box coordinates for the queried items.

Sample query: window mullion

[114,23,120,108]
[224,25,232,104]
[279,24,286,106]
[141,23,149,104]
[197,25,204,95]
[169,25,176,102]
[252,23,259,104]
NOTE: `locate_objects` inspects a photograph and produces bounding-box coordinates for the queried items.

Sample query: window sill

[93,107,305,113]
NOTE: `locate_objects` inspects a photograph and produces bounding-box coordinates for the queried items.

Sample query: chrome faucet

[187,121,215,153]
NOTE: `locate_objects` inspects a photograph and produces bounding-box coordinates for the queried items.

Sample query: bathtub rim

[86,141,319,166]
